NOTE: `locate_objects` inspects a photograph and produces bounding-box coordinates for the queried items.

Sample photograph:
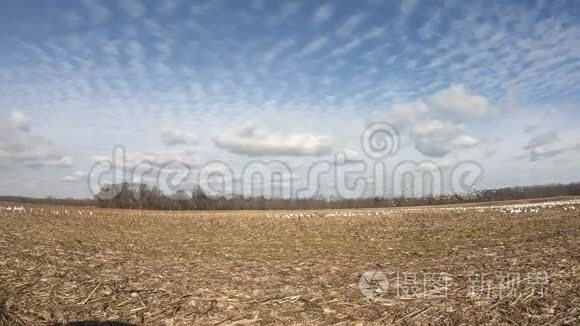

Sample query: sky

[1,0,580,199]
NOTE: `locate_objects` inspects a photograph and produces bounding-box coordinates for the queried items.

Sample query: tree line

[91,181,580,210]
[4,182,579,210]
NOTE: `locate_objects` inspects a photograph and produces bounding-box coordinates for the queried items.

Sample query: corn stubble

[0,204,579,325]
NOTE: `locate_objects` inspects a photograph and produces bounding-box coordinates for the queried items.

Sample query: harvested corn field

[1,201,579,325]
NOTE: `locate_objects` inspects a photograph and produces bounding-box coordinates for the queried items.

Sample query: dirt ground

[1,203,579,325]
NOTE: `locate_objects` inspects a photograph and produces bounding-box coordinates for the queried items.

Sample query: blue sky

[1,0,580,198]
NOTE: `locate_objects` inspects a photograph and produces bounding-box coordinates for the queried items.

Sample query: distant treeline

[3,182,579,210]
[92,182,580,211]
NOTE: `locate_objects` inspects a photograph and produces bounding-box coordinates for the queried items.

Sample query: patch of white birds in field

[0,205,94,216]
[274,210,397,219]
[274,199,580,219]
[323,210,395,218]
[1,199,578,219]
[436,199,580,215]
[278,212,319,219]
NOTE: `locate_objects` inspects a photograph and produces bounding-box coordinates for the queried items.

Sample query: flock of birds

[275,199,580,219]
[1,199,578,219]
[0,205,94,216]
[276,210,397,219]
[438,199,580,215]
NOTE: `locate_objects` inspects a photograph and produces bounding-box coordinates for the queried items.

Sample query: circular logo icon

[361,122,399,160]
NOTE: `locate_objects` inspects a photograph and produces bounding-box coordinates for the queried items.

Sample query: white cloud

[0,128,71,167]
[337,13,366,37]
[9,111,30,133]
[213,125,333,157]
[331,26,385,56]
[523,131,559,150]
[157,0,181,15]
[413,120,479,157]
[160,127,198,147]
[92,148,198,177]
[189,1,221,15]
[120,0,146,19]
[428,84,491,118]
[250,0,264,10]
[383,100,429,129]
[63,171,86,183]
[0,113,71,167]
[313,4,334,24]
[280,2,303,19]
[528,144,580,162]
[515,130,579,162]
[3,1,580,197]
[27,156,73,168]
[298,37,328,57]
[264,39,296,64]
[63,175,78,183]
[400,0,418,18]
[81,0,112,24]
[523,124,540,134]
